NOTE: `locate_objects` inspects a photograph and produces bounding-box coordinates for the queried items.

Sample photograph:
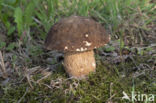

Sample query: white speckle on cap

[85,34,88,37]
[94,47,97,49]
[76,49,80,51]
[83,41,91,46]
[80,47,84,51]
[64,46,68,50]
[92,63,96,67]
[84,48,87,51]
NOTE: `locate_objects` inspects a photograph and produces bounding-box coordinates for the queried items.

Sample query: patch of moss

[0,55,155,103]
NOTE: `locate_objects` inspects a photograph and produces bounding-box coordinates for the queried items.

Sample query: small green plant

[0,41,6,49]
[104,45,115,52]
[6,42,16,51]
[14,7,23,36]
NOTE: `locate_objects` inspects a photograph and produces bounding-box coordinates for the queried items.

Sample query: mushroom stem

[64,50,96,78]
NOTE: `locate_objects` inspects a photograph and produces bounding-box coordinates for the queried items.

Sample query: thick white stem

[64,50,96,78]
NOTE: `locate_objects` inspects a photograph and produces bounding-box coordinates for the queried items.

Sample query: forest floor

[0,0,156,103]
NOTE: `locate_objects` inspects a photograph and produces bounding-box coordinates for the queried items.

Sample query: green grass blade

[14,7,23,36]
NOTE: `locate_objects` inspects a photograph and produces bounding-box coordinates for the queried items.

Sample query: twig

[24,67,34,89]
[106,83,116,102]
[41,83,53,89]
[33,17,42,25]
[17,87,29,103]
[25,74,34,89]
[106,94,116,103]
[37,72,52,83]
[0,51,8,78]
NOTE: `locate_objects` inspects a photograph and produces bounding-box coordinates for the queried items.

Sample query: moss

[0,55,155,103]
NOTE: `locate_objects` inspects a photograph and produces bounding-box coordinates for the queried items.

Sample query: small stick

[37,72,51,83]
[0,51,8,78]
[23,67,34,89]
[25,74,34,89]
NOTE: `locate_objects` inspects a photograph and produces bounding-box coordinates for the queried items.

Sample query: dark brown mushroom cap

[45,16,110,52]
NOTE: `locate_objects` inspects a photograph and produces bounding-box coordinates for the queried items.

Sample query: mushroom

[45,16,110,78]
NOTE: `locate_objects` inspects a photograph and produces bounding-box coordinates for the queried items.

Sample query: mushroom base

[64,50,96,78]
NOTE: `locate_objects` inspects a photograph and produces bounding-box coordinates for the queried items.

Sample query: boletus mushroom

[45,16,110,78]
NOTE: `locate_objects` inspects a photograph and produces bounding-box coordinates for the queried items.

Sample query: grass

[0,0,156,103]
[0,0,155,41]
